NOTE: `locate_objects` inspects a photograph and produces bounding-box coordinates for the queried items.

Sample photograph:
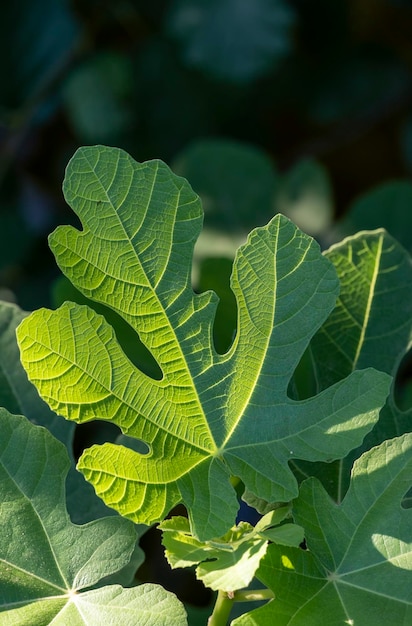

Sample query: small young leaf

[161,517,269,592]
[0,408,186,625]
[235,434,412,625]
[17,146,391,541]
[311,230,412,385]
[159,510,303,592]
[260,524,304,547]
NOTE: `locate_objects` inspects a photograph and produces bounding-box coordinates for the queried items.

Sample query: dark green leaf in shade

[234,434,412,625]
[63,52,133,144]
[0,409,186,625]
[0,300,114,524]
[308,50,408,126]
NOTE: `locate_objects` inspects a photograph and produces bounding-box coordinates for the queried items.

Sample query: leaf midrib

[0,559,67,596]
[335,450,410,574]
[351,234,383,371]
[219,223,281,449]
[1,443,70,591]
[334,577,412,604]
[71,150,216,452]
[220,230,319,450]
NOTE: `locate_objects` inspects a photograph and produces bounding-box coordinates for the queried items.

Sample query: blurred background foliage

[2,0,412,310]
[2,0,412,617]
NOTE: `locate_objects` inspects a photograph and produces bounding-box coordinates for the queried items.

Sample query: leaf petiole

[208,590,234,626]
[208,588,275,625]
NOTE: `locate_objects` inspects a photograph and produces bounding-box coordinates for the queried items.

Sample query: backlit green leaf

[17,145,391,541]
[161,517,268,593]
[235,434,412,625]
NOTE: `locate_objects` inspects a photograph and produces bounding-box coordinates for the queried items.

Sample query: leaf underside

[17,145,391,540]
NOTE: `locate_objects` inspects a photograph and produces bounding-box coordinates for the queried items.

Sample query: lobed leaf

[310,230,412,386]
[292,230,412,501]
[0,408,185,625]
[234,433,412,625]
[17,145,391,540]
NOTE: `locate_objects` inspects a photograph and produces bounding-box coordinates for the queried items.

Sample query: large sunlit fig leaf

[0,300,114,524]
[0,409,186,625]
[235,433,412,625]
[17,146,391,541]
[292,230,412,501]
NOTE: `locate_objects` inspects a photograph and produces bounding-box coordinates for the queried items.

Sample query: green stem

[208,590,235,626]
[208,588,275,625]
